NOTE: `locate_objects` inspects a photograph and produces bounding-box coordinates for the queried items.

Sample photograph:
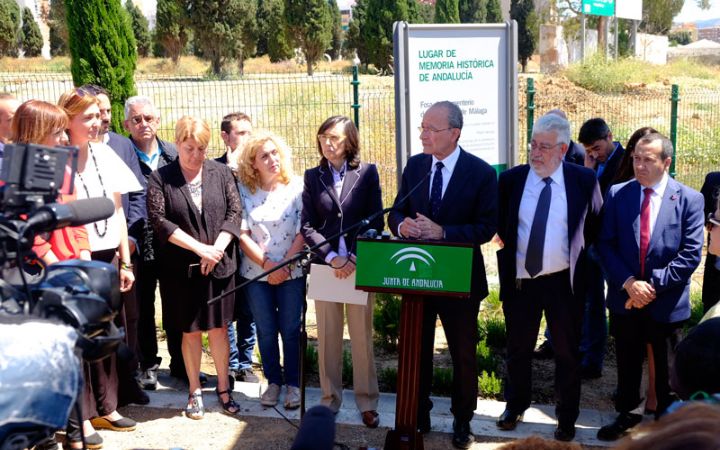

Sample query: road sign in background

[582,0,615,16]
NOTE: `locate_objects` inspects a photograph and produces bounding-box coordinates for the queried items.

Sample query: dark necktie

[639,187,653,278]
[430,161,444,219]
[525,177,552,278]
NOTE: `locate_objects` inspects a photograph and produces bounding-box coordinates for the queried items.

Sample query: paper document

[307,263,369,305]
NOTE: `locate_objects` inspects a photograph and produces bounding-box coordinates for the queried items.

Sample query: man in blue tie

[389,101,498,449]
[496,114,602,441]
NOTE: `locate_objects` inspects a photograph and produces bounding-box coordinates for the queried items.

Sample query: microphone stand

[207,167,428,417]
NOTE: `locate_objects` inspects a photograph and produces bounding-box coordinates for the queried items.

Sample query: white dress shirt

[639,172,669,238]
[428,145,461,198]
[325,162,349,264]
[516,164,570,278]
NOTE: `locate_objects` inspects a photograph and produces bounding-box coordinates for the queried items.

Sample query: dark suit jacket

[147,159,242,279]
[107,131,146,241]
[701,171,720,267]
[597,142,625,197]
[496,162,602,302]
[132,137,177,262]
[301,162,383,260]
[387,149,497,301]
[598,178,704,323]
[564,141,586,166]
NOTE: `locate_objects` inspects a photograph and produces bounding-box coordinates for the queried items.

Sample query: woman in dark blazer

[147,116,242,419]
[301,115,384,428]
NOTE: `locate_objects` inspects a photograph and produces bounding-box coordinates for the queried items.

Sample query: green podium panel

[355,239,473,296]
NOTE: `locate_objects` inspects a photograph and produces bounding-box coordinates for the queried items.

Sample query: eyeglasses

[530,141,562,152]
[709,213,720,229]
[318,134,345,144]
[418,126,453,134]
[130,115,156,125]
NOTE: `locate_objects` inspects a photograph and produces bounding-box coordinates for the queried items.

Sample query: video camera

[0,143,124,449]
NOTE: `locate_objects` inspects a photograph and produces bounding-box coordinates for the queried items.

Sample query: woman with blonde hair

[237,131,305,409]
[147,116,242,419]
[57,87,142,448]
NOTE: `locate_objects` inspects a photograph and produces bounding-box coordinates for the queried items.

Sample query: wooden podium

[355,238,474,450]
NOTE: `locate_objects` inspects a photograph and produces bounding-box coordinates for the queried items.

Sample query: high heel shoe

[216,388,240,415]
[185,390,204,420]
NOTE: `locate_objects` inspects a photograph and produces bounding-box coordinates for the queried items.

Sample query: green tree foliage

[641,0,684,34]
[435,0,460,23]
[258,0,294,62]
[485,0,503,22]
[20,7,43,57]
[459,0,486,23]
[669,30,692,46]
[49,0,68,56]
[186,0,257,76]
[345,0,368,62]
[126,0,151,57]
[65,0,137,132]
[285,0,333,75]
[155,0,189,64]
[0,0,20,57]
[415,1,435,23]
[510,0,537,72]
[328,0,343,60]
[363,0,413,73]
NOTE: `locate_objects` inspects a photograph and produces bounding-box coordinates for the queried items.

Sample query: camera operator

[55,87,142,448]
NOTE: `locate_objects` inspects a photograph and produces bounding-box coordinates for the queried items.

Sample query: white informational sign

[615,0,642,20]
[394,22,518,174]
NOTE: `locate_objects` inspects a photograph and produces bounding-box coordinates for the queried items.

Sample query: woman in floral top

[237,131,305,410]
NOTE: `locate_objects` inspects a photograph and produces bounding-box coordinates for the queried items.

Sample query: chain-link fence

[520,77,720,192]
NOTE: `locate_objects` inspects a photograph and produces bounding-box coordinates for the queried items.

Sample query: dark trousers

[702,259,720,313]
[418,295,481,423]
[136,258,161,369]
[502,270,584,425]
[610,311,681,415]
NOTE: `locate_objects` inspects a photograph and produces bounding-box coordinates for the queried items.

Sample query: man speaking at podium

[388,100,498,449]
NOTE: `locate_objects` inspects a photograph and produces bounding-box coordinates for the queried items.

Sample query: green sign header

[355,240,473,295]
[582,0,615,16]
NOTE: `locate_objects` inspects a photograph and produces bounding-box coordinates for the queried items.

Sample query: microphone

[392,166,433,214]
[23,197,115,233]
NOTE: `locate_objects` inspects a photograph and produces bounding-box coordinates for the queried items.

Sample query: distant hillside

[695,18,720,28]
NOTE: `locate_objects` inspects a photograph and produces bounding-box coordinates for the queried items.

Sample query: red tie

[639,187,653,278]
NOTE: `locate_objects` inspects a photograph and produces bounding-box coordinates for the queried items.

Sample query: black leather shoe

[417,411,431,434]
[554,423,576,441]
[451,420,473,449]
[597,412,643,441]
[496,408,524,430]
[533,341,554,359]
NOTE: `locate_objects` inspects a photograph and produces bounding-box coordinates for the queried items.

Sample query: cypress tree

[65,0,137,132]
[186,0,257,76]
[328,0,343,60]
[435,0,460,23]
[126,0,151,57]
[345,0,367,63]
[21,7,43,57]
[511,0,537,72]
[459,0,486,23]
[260,0,293,62]
[285,0,333,75]
[363,0,412,73]
[49,0,68,56]
[155,0,189,64]
[486,0,503,22]
[0,0,20,57]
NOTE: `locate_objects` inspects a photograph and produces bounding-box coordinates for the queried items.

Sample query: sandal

[216,388,240,415]
[185,390,204,420]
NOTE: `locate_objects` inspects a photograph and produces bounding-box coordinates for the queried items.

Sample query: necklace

[76,143,109,237]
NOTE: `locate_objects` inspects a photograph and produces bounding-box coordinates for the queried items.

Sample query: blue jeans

[228,291,257,371]
[245,277,305,387]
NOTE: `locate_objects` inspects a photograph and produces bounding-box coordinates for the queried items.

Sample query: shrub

[305,344,318,374]
[378,367,398,393]
[481,315,507,349]
[342,349,353,385]
[373,292,401,351]
[478,370,502,398]
[432,367,453,396]
[476,338,496,374]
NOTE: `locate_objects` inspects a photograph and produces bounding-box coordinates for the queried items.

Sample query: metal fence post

[351,65,361,130]
[670,84,679,178]
[526,77,535,153]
